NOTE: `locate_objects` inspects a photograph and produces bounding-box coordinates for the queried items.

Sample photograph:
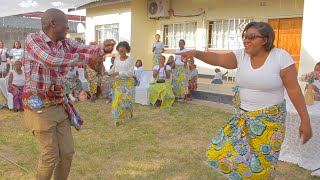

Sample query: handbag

[156,79,165,83]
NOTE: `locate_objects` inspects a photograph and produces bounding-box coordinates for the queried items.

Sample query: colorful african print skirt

[86,67,100,95]
[172,66,188,98]
[111,77,134,124]
[148,80,175,108]
[207,86,287,180]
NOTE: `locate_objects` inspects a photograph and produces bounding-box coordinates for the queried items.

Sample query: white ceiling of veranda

[0,0,96,17]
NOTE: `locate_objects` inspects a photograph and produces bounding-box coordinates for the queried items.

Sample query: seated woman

[148,55,175,108]
[305,62,320,100]
[8,60,25,112]
[134,59,144,86]
[166,55,175,70]
[211,68,228,84]
[64,66,82,102]
[186,58,198,101]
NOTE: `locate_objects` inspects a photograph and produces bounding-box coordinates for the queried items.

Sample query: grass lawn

[0,100,319,180]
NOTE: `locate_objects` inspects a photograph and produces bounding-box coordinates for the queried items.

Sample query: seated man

[148,55,175,108]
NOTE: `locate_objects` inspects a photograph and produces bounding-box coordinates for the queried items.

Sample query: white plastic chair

[0,76,14,110]
[135,70,154,105]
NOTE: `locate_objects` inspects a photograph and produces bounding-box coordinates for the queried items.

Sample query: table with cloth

[279,100,320,177]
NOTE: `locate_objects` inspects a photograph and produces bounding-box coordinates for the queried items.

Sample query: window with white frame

[208,19,253,50]
[95,23,119,45]
[163,22,197,48]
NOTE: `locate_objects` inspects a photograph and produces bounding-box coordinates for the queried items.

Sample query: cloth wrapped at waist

[22,85,84,130]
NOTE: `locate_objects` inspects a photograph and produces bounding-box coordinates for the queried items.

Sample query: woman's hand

[175,50,199,63]
[110,72,119,77]
[299,118,312,144]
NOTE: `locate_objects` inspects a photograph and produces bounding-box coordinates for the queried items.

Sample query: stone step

[191,79,235,104]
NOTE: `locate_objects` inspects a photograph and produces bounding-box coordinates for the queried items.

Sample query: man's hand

[103,40,116,54]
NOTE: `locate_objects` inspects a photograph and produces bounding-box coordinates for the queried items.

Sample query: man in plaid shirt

[23,8,115,180]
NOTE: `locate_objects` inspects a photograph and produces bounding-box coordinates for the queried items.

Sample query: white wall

[85,12,131,44]
[85,2,131,44]
[86,3,132,69]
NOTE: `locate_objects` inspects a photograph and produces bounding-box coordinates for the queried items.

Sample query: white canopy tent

[0,0,95,17]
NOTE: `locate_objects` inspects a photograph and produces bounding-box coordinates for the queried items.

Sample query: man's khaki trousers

[24,105,74,180]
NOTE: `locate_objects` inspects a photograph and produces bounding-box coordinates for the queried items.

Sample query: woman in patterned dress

[106,41,134,126]
[186,58,198,101]
[177,22,312,180]
[148,55,175,108]
[152,34,165,67]
[173,39,189,100]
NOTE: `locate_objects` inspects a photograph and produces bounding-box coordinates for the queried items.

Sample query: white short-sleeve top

[9,48,24,60]
[233,48,295,111]
[153,41,164,54]
[0,47,8,62]
[11,69,25,86]
[153,65,171,79]
[175,48,188,66]
[214,72,223,80]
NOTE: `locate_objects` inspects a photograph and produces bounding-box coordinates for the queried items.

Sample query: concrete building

[82,0,318,80]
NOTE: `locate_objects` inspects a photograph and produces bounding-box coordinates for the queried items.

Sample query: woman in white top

[9,41,24,60]
[149,55,175,108]
[173,39,189,100]
[8,60,25,112]
[186,58,198,101]
[134,59,144,84]
[211,68,228,84]
[177,22,312,179]
[0,41,9,77]
[152,34,164,67]
[106,41,135,126]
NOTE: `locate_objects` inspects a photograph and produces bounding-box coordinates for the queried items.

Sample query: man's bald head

[41,8,65,30]
[41,8,69,42]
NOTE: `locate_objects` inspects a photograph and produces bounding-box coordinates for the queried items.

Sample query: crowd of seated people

[0,38,202,112]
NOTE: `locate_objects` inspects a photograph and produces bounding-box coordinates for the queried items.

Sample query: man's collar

[40,30,52,43]
[40,30,64,47]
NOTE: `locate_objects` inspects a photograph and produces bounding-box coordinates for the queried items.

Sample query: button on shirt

[24,30,104,94]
